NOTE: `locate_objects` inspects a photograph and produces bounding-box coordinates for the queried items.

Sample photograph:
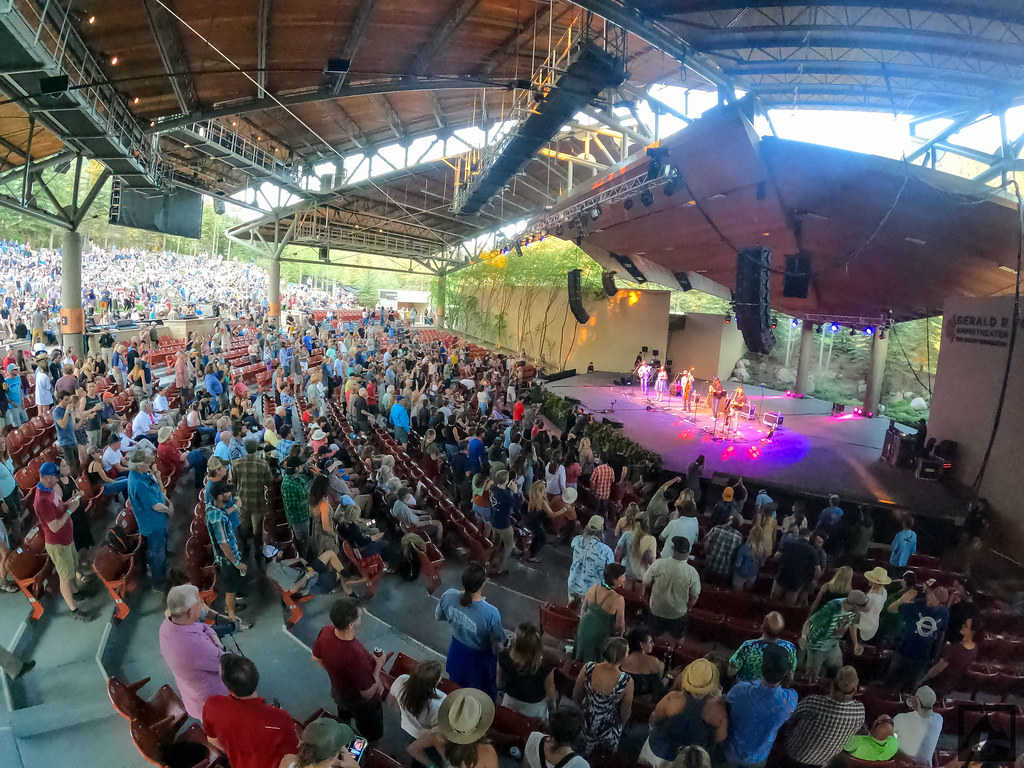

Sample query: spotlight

[665,168,679,196]
[589,204,602,221]
[829,322,840,333]
[132,96,140,105]
[863,326,874,336]
[791,318,800,327]
[770,317,777,330]
[624,198,634,211]
[88,15,96,24]
[110,55,119,65]
[640,189,654,207]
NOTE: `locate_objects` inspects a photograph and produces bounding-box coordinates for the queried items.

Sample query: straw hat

[864,566,892,586]
[436,688,495,744]
[157,426,174,443]
[681,658,719,696]
[561,487,578,505]
[585,515,605,533]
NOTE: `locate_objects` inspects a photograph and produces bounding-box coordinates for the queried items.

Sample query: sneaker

[70,608,95,622]
[233,618,253,631]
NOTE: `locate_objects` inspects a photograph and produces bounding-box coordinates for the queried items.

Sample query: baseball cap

[5,363,15,372]
[166,584,200,616]
[846,589,869,609]
[914,685,936,709]
[298,718,355,763]
[39,461,59,477]
[207,456,226,472]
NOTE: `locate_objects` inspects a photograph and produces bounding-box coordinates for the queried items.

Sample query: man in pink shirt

[158,584,227,718]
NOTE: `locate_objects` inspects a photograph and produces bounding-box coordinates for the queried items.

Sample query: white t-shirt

[524,732,590,768]
[101,445,123,471]
[388,674,445,739]
[858,589,887,641]
[893,710,942,765]
[659,516,700,558]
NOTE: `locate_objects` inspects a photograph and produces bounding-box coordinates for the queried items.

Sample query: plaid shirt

[784,695,865,767]
[705,523,743,577]
[206,502,241,566]
[590,463,614,499]
[281,473,311,527]
[231,453,270,516]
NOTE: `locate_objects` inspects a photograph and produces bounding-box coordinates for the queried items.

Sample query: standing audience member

[643,536,702,640]
[497,623,556,719]
[567,516,614,605]
[703,515,742,586]
[574,563,626,663]
[723,644,797,768]
[435,564,505,699]
[312,598,387,743]
[886,584,950,692]
[202,654,300,768]
[158,585,227,719]
[127,450,172,590]
[771,528,821,605]
[800,590,868,683]
[729,611,798,682]
[890,515,918,572]
[572,637,634,760]
[205,481,252,630]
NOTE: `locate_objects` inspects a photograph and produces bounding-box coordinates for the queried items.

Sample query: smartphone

[347,737,368,762]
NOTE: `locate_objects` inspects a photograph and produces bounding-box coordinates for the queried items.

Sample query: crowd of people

[0,243,1015,768]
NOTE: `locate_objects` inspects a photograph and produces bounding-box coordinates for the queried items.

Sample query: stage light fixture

[110,55,119,65]
[88,15,96,24]
[879,328,886,340]
[640,189,655,207]
[863,326,874,336]
[665,168,680,196]
[624,198,634,211]
[589,204,602,221]
[724,314,732,325]
[814,324,822,335]
[829,322,840,333]
[849,328,857,337]
[791,318,800,327]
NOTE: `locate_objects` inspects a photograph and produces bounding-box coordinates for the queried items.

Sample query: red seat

[342,540,384,598]
[93,546,135,621]
[539,603,580,642]
[273,581,313,627]
[489,705,543,752]
[416,540,444,595]
[389,652,420,680]
[7,527,52,621]
[107,675,152,720]
[363,748,404,768]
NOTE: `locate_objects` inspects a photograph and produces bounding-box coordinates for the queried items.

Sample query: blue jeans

[144,528,167,589]
[5,405,26,427]
[186,449,207,486]
[103,478,129,496]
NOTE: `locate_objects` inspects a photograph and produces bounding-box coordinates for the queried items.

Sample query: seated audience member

[407,687,499,768]
[783,665,865,768]
[844,715,899,762]
[264,543,318,597]
[388,659,447,740]
[202,654,300,768]
[278,717,361,768]
[892,685,943,766]
[620,627,666,703]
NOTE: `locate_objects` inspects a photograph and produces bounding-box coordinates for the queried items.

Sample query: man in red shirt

[33,462,94,621]
[512,398,525,422]
[203,654,299,768]
[312,598,386,742]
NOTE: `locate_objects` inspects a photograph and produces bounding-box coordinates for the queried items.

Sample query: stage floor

[545,373,965,522]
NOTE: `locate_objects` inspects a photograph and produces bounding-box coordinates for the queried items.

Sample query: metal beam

[933,141,998,166]
[581,105,650,144]
[375,95,406,141]
[142,0,199,114]
[413,0,483,75]
[0,193,72,230]
[538,147,608,170]
[257,0,272,99]
[72,169,111,227]
[429,93,448,130]
[331,0,379,96]
[147,77,501,134]
[974,130,1024,183]
[34,176,69,222]
[278,256,437,277]
[653,1,1024,27]
[567,0,738,96]
[476,4,552,76]
[906,111,986,162]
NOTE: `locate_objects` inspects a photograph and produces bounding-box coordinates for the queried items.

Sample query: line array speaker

[318,247,329,263]
[602,270,619,297]
[735,247,776,354]
[568,269,590,324]
[783,253,811,299]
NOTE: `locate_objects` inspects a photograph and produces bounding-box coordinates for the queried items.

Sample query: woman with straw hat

[407,687,498,768]
[639,658,729,768]
[859,566,892,642]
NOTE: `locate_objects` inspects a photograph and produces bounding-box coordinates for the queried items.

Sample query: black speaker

[318,247,329,262]
[735,247,776,354]
[674,272,692,291]
[568,269,589,324]
[783,253,811,298]
[602,270,619,297]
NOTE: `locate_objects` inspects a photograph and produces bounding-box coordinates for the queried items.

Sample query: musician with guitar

[635,358,654,398]
[709,376,727,419]
[674,367,695,412]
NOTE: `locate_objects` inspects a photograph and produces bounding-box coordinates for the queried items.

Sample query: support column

[61,230,84,356]
[863,331,889,417]
[436,271,447,328]
[268,255,281,326]
[794,320,816,395]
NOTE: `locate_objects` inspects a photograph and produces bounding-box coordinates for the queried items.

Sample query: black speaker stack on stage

[734,247,776,354]
[568,269,590,324]
[602,270,619,297]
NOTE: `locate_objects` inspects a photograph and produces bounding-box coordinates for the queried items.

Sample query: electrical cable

[972,179,1022,493]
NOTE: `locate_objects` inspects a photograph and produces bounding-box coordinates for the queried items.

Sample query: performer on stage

[635,358,653,398]
[709,376,726,418]
[726,385,747,431]
[654,365,668,402]
[680,367,695,411]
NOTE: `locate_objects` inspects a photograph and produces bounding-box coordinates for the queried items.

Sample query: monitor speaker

[735,247,776,354]
[602,270,618,297]
[783,253,811,298]
[568,269,589,324]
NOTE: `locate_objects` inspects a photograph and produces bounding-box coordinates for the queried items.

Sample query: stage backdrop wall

[929,295,1024,543]
[447,284,670,373]
[666,313,747,381]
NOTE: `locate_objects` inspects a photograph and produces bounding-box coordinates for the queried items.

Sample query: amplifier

[916,457,944,481]
[762,411,784,428]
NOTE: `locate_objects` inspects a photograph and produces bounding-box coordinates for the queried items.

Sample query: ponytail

[460,563,487,607]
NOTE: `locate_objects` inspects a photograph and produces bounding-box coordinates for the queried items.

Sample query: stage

[544,373,967,523]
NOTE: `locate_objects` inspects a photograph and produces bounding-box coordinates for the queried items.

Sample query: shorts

[649,613,689,638]
[802,644,843,676]
[217,560,246,595]
[45,542,78,580]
